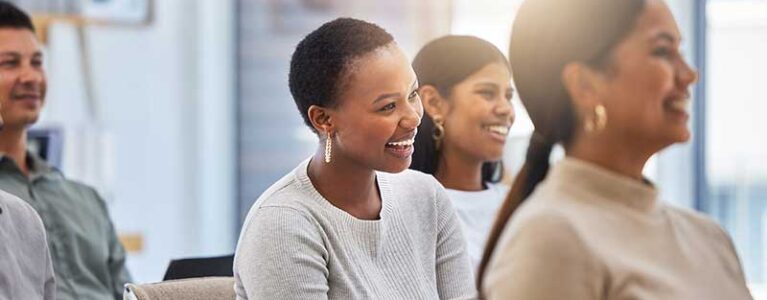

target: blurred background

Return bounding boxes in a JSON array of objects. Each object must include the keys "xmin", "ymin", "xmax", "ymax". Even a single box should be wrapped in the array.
[{"xmin": 7, "ymin": 0, "xmax": 766, "ymax": 297}]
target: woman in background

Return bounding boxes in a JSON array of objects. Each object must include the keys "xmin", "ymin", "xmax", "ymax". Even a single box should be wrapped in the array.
[
  {"xmin": 478, "ymin": 0, "xmax": 752, "ymax": 299},
  {"xmin": 233, "ymin": 18, "xmax": 476, "ymax": 300},
  {"xmin": 410, "ymin": 35, "xmax": 514, "ymax": 272}
]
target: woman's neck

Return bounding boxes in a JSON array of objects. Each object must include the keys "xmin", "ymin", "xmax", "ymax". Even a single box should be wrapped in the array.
[
  {"xmin": 307, "ymin": 147, "xmax": 381, "ymax": 220},
  {"xmin": 567, "ymin": 132, "xmax": 653, "ymax": 181},
  {"xmin": 434, "ymin": 145, "xmax": 485, "ymax": 191}
]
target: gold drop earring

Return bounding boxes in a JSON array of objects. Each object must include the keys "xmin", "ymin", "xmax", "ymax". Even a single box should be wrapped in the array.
[
  {"xmin": 432, "ymin": 116, "xmax": 445, "ymax": 150},
  {"xmin": 324, "ymin": 131, "xmax": 333, "ymax": 163},
  {"xmin": 584, "ymin": 104, "xmax": 608, "ymax": 132}
]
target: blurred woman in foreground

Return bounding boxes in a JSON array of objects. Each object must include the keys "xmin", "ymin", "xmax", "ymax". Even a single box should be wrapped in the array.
[{"xmin": 478, "ymin": 0, "xmax": 752, "ymax": 299}]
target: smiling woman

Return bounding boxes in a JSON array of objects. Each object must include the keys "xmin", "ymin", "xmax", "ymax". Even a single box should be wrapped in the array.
[
  {"xmin": 410, "ymin": 35, "xmax": 514, "ymax": 273},
  {"xmin": 233, "ymin": 17, "xmax": 476, "ymax": 300},
  {"xmin": 478, "ymin": 0, "xmax": 752, "ymax": 299}
]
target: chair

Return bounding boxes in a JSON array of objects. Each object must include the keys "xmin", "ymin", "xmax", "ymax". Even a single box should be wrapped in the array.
[
  {"xmin": 123, "ymin": 277, "xmax": 235, "ymax": 300},
  {"xmin": 163, "ymin": 254, "xmax": 234, "ymax": 280}
]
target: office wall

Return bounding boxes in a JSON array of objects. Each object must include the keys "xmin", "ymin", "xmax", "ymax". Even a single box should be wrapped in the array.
[{"xmin": 38, "ymin": 0, "xmax": 236, "ymax": 282}]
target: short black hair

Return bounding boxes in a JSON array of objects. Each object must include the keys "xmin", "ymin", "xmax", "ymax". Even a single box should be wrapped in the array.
[
  {"xmin": 0, "ymin": 1, "xmax": 36, "ymax": 32},
  {"xmin": 288, "ymin": 17, "xmax": 394, "ymax": 132}
]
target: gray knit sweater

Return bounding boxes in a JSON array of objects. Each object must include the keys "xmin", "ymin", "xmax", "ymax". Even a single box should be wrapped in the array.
[{"xmin": 234, "ymin": 159, "xmax": 477, "ymax": 299}]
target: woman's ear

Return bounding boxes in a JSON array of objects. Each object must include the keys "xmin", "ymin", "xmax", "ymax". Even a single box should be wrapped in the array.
[
  {"xmin": 419, "ymin": 85, "xmax": 449, "ymax": 118},
  {"xmin": 562, "ymin": 62, "xmax": 604, "ymax": 110},
  {"xmin": 307, "ymin": 105, "xmax": 335, "ymax": 134}
]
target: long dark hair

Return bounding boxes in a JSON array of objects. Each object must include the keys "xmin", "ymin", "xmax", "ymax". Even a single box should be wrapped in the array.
[
  {"xmin": 476, "ymin": 0, "xmax": 646, "ymax": 291},
  {"xmin": 410, "ymin": 35, "xmax": 510, "ymax": 184}
]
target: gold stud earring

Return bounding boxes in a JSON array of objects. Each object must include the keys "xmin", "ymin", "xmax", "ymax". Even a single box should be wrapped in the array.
[
  {"xmin": 324, "ymin": 132, "xmax": 333, "ymax": 163},
  {"xmin": 432, "ymin": 116, "xmax": 445, "ymax": 150}
]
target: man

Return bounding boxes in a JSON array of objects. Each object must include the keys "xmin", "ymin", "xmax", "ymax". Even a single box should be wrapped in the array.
[
  {"xmin": 0, "ymin": 2, "xmax": 131, "ymax": 299},
  {"xmin": 0, "ymin": 39, "xmax": 55, "ymax": 299}
]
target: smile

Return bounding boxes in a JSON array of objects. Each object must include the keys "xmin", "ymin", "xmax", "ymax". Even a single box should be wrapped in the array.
[
  {"xmin": 386, "ymin": 138, "xmax": 415, "ymax": 148},
  {"xmin": 385, "ymin": 131, "xmax": 416, "ymax": 159},
  {"xmin": 12, "ymin": 94, "xmax": 41, "ymax": 100},
  {"xmin": 665, "ymin": 98, "xmax": 690, "ymax": 114},
  {"xmin": 484, "ymin": 125, "xmax": 510, "ymax": 136}
]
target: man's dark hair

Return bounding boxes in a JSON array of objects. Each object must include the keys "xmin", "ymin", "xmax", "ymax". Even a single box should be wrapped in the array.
[
  {"xmin": 288, "ymin": 17, "xmax": 394, "ymax": 133},
  {"xmin": 0, "ymin": 1, "xmax": 36, "ymax": 32}
]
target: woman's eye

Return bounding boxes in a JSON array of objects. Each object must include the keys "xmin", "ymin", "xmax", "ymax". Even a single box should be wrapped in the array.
[
  {"xmin": 408, "ymin": 90, "xmax": 419, "ymax": 100},
  {"xmin": 505, "ymin": 92, "xmax": 514, "ymax": 101},
  {"xmin": 652, "ymin": 46, "xmax": 672, "ymax": 58},
  {"xmin": 380, "ymin": 102, "xmax": 396, "ymax": 111},
  {"xmin": 478, "ymin": 90, "xmax": 496, "ymax": 100}
]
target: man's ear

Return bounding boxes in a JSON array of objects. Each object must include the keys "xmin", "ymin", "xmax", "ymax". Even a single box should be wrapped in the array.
[
  {"xmin": 307, "ymin": 105, "xmax": 335, "ymax": 134},
  {"xmin": 419, "ymin": 85, "xmax": 449, "ymax": 118},
  {"xmin": 562, "ymin": 62, "xmax": 604, "ymax": 110}
]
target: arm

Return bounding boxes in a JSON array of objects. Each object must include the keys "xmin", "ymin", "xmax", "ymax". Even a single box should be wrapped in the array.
[
  {"xmin": 107, "ymin": 220, "xmax": 131, "ymax": 300},
  {"xmin": 92, "ymin": 189, "xmax": 132, "ymax": 300},
  {"xmin": 483, "ymin": 213, "xmax": 602, "ymax": 300},
  {"xmin": 26, "ymin": 200, "xmax": 56, "ymax": 300},
  {"xmin": 710, "ymin": 219, "xmax": 751, "ymax": 294},
  {"xmin": 41, "ymin": 233, "xmax": 57, "ymax": 300},
  {"xmin": 234, "ymin": 207, "xmax": 329, "ymax": 299},
  {"xmin": 433, "ymin": 185, "xmax": 478, "ymax": 300}
]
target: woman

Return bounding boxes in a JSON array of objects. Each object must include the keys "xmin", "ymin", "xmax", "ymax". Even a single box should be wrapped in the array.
[
  {"xmin": 478, "ymin": 0, "xmax": 752, "ymax": 299},
  {"xmin": 410, "ymin": 35, "xmax": 514, "ymax": 271},
  {"xmin": 233, "ymin": 18, "xmax": 476, "ymax": 299}
]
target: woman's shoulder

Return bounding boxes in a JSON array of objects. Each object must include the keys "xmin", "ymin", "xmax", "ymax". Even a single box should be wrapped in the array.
[
  {"xmin": 662, "ymin": 204, "xmax": 731, "ymax": 242},
  {"xmin": 496, "ymin": 203, "xmax": 593, "ymax": 263},
  {"xmin": 0, "ymin": 190, "xmax": 47, "ymax": 243},
  {"xmin": 251, "ymin": 172, "xmax": 305, "ymax": 207},
  {"xmin": 0, "ymin": 190, "xmax": 40, "ymax": 223},
  {"xmin": 241, "ymin": 166, "xmax": 325, "ymax": 228}
]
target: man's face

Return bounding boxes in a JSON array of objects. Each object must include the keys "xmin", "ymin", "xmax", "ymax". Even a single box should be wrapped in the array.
[{"xmin": 0, "ymin": 28, "xmax": 46, "ymax": 130}]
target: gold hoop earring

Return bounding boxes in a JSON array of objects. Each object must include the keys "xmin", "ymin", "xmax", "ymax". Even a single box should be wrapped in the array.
[
  {"xmin": 584, "ymin": 104, "xmax": 608, "ymax": 133},
  {"xmin": 324, "ymin": 132, "xmax": 333, "ymax": 163},
  {"xmin": 432, "ymin": 116, "xmax": 445, "ymax": 150}
]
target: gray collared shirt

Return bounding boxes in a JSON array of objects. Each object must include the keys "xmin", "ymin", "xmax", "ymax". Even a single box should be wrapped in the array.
[
  {"xmin": 0, "ymin": 153, "xmax": 131, "ymax": 300},
  {"xmin": 0, "ymin": 189, "xmax": 56, "ymax": 300}
]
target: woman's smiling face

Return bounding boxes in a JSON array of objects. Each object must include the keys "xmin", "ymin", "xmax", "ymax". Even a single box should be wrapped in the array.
[
  {"xmin": 328, "ymin": 43, "xmax": 423, "ymax": 173},
  {"xmin": 439, "ymin": 62, "xmax": 515, "ymax": 163},
  {"xmin": 589, "ymin": 0, "xmax": 698, "ymax": 152}
]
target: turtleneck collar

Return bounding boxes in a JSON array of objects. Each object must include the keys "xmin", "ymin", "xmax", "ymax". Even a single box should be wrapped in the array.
[{"xmin": 547, "ymin": 156, "xmax": 659, "ymax": 213}]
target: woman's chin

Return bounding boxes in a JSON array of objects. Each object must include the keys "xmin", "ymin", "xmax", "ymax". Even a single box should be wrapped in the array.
[{"xmin": 375, "ymin": 159, "xmax": 412, "ymax": 174}]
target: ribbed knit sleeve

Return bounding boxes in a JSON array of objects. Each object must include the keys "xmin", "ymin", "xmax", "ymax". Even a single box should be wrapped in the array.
[
  {"xmin": 234, "ymin": 206, "xmax": 329, "ymax": 300},
  {"xmin": 434, "ymin": 181, "xmax": 479, "ymax": 300}
]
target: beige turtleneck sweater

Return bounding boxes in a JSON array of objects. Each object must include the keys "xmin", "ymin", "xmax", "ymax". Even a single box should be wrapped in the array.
[{"xmin": 483, "ymin": 157, "xmax": 752, "ymax": 300}]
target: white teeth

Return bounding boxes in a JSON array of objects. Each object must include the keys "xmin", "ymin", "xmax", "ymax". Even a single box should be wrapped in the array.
[
  {"xmin": 667, "ymin": 99, "xmax": 690, "ymax": 112},
  {"xmin": 387, "ymin": 138, "xmax": 415, "ymax": 147},
  {"xmin": 485, "ymin": 125, "xmax": 509, "ymax": 135}
]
